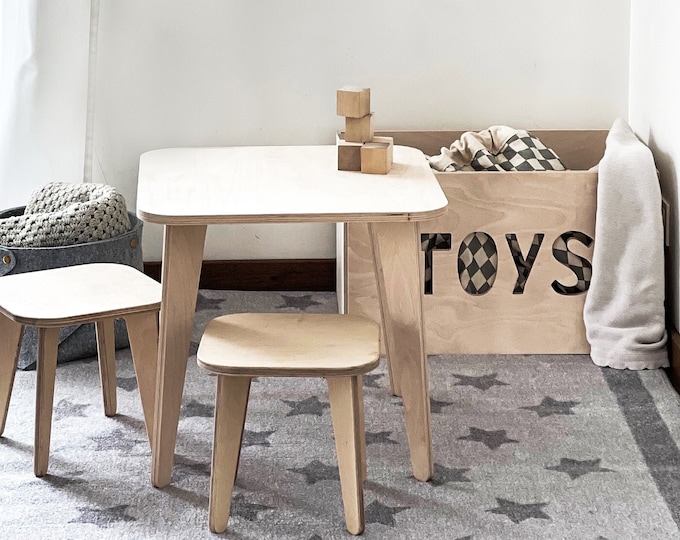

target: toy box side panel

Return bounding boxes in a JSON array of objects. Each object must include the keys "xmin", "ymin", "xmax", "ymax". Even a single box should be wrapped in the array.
[{"xmin": 343, "ymin": 170, "xmax": 597, "ymax": 354}]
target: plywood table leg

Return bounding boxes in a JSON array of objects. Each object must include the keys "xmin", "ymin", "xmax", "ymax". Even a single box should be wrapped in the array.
[
  {"xmin": 368, "ymin": 221, "xmax": 434, "ymax": 482},
  {"xmin": 151, "ymin": 224, "xmax": 206, "ymax": 488},
  {"xmin": 367, "ymin": 227, "xmax": 402, "ymax": 397},
  {"xmin": 0, "ymin": 316, "xmax": 23, "ymax": 436}
]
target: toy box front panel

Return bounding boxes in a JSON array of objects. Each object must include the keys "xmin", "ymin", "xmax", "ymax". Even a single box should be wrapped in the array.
[{"xmin": 342, "ymin": 165, "xmax": 598, "ymax": 355}]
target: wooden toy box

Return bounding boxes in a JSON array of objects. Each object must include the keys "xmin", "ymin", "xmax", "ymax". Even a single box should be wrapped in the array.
[{"xmin": 337, "ymin": 129, "xmax": 608, "ymax": 354}]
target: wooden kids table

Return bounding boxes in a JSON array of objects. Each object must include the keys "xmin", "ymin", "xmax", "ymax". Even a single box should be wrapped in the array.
[{"xmin": 136, "ymin": 144, "xmax": 448, "ymax": 487}]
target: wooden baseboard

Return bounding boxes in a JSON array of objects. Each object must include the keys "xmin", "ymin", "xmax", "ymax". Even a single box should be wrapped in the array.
[{"xmin": 144, "ymin": 259, "xmax": 336, "ymax": 291}]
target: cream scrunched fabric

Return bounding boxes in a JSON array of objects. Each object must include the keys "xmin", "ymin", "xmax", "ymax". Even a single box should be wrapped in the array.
[{"xmin": 0, "ymin": 182, "xmax": 131, "ymax": 248}]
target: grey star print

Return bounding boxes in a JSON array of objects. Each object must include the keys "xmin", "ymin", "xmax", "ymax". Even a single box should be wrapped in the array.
[
  {"xmin": 452, "ymin": 372, "xmax": 509, "ymax": 391},
  {"xmin": 458, "ymin": 427, "xmax": 519, "ymax": 450},
  {"xmin": 89, "ymin": 428, "xmax": 142, "ymax": 452},
  {"xmin": 365, "ymin": 500, "xmax": 409, "ymax": 527},
  {"xmin": 430, "ymin": 397, "xmax": 455, "ymax": 413},
  {"xmin": 53, "ymin": 399, "xmax": 89, "ymax": 421},
  {"xmin": 69, "ymin": 505, "xmax": 136, "ymax": 528},
  {"xmin": 546, "ymin": 458, "xmax": 614, "ymax": 480},
  {"xmin": 363, "ymin": 373, "xmax": 383, "ymax": 388},
  {"xmin": 173, "ymin": 456, "xmax": 211, "ymax": 481},
  {"xmin": 243, "ymin": 429, "xmax": 275, "ymax": 448},
  {"xmin": 283, "ymin": 396, "xmax": 329, "ymax": 416},
  {"xmin": 521, "ymin": 396, "xmax": 579, "ymax": 417},
  {"xmin": 429, "ymin": 463, "xmax": 472, "ymax": 486},
  {"xmin": 365, "ymin": 431, "xmax": 399, "ymax": 445},
  {"xmin": 181, "ymin": 399, "xmax": 214, "ymax": 418},
  {"xmin": 276, "ymin": 294, "xmax": 322, "ymax": 310},
  {"xmin": 232, "ymin": 494, "xmax": 273, "ymax": 521},
  {"xmin": 116, "ymin": 376, "xmax": 138, "ymax": 392},
  {"xmin": 289, "ymin": 460, "xmax": 339, "ymax": 484},
  {"xmin": 486, "ymin": 498, "xmax": 550, "ymax": 524}
]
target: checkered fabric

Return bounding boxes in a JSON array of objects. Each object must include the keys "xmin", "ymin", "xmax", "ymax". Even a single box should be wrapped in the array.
[
  {"xmin": 551, "ymin": 231, "xmax": 593, "ymax": 295},
  {"xmin": 421, "ymin": 233, "xmax": 452, "ymax": 295},
  {"xmin": 506, "ymin": 233, "xmax": 545, "ymax": 294},
  {"xmin": 471, "ymin": 132, "xmax": 566, "ymax": 172},
  {"xmin": 457, "ymin": 232, "xmax": 498, "ymax": 295}
]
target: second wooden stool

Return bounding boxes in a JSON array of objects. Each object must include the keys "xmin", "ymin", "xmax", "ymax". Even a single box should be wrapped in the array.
[
  {"xmin": 0, "ymin": 263, "xmax": 161, "ymax": 476},
  {"xmin": 197, "ymin": 312, "xmax": 380, "ymax": 535}
]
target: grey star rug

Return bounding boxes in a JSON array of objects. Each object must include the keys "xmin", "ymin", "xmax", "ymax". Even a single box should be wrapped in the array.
[{"xmin": 2, "ymin": 290, "xmax": 680, "ymax": 539}]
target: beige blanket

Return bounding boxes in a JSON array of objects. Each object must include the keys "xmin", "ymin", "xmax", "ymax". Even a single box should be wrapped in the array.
[{"xmin": 583, "ymin": 119, "xmax": 668, "ymax": 369}]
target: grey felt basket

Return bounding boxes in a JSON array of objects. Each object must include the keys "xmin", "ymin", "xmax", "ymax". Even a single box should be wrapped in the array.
[{"xmin": 0, "ymin": 207, "xmax": 144, "ymax": 370}]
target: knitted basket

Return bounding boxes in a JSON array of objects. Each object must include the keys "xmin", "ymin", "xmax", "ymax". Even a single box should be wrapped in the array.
[{"xmin": 0, "ymin": 206, "xmax": 144, "ymax": 370}]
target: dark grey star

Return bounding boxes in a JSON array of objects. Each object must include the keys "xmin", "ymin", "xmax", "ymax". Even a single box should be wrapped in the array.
[
  {"xmin": 455, "ymin": 537, "xmax": 473, "ymax": 540},
  {"xmin": 173, "ymin": 456, "xmax": 211, "ymax": 481},
  {"xmin": 452, "ymin": 372, "xmax": 509, "ymax": 391},
  {"xmin": 195, "ymin": 292, "xmax": 224, "ymax": 311},
  {"xmin": 365, "ymin": 431, "xmax": 399, "ymax": 445},
  {"xmin": 546, "ymin": 458, "xmax": 614, "ymax": 480},
  {"xmin": 117, "ymin": 376, "xmax": 138, "ymax": 392},
  {"xmin": 69, "ymin": 505, "xmax": 136, "ymax": 528},
  {"xmin": 308, "ymin": 536, "xmax": 323, "ymax": 540},
  {"xmin": 458, "ymin": 427, "xmax": 519, "ymax": 450},
  {"xmin": 243, "ymin": 429, "xmax": 275, "ymax": 448},
  {"xmin": 181, "ymin": 399, "xmax": 214, "ymax": 418},
  {"xmin": 289, "ymin": 460, "xmax": 339, "ymax": 485},
  {"xmin": 430, "ymin": 397, "xmax": 454, "ymax": 414},
  {"xmin": 365, "ymin": 500, "xmax": 409, "ymax": 527},
  {"xmin": 428, "ymin": 463, "xmax": 472, "ymax": 486},
  {"xmin": 53, "ymin": 399, "xmax": 89, "ymax": 421},
  {"xmin": 89, "ymin": 428, "xmax": 142, "ymax": 452},
  {"xmin": 283, "ymin": 396, "xmax": 329, "ymax": 417},
  {"xmin": 232, "ymin": 494, "xmax": 273, "ymax": 521},
  {"xmin": 276, "ymin": 294, "xmax": 322, "ymax": 310},
  {"xmin": 521, "ymin": 396, "xmax": 579, "ymax": 417},
  {"xmin": 486, "ymin": 498, "xmax": 550, "ymax": 524},
  {"xmin": 363, "ymin": 373, "xmax": 384, "ymax": 389}
]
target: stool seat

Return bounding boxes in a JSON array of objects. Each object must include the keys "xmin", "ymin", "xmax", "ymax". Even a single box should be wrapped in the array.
[
  {"xmin": 0, "ymin": 263, "xmax": 161, "ymax": 477},
  {"xmin": 0, "ymin": 263, "xmax": 161, "ymax": 326},
  {"xmin": 197, "ymin": 312, "xmax": 380, "ymax": 536},
  {"xmin": 197, "ymin": 313, "xmax": 380, "ymax": 377}
]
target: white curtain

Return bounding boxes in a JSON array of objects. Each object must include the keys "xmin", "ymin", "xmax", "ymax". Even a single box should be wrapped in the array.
[{"xmin": 0, "ymin": 0, "xmax": 93, "ymax": 209}]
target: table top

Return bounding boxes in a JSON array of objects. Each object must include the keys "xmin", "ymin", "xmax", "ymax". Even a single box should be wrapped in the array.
[{"xmin": 136, "ymin": 145, "xmax": 448, "ymax": 225}]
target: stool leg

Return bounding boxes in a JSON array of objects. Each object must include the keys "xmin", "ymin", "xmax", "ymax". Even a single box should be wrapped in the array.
[
  {"xmin": 35, "ymin": 327, "xmax": 60, "ymax": 477},
  {"xmin": 357, "ymin": 376, "xmax": 367, "ymax": 483},
  {"xmin": 124, "ymin": 311, "xmax": 159, "ymax": 447},
  {"xmin": 209, "ymin": 375, "xmax": 251, "ymax": 534},
  {"xmin": 0, "ymin": 315, "xmax": 24, "ymax": 436},
  {"xmin": 95, "ymin": 318, "xmax": 117, "ymax": 417},
  {"xmin": 327, "ymin": 375, "xmax": 365, "ymax": 535}
]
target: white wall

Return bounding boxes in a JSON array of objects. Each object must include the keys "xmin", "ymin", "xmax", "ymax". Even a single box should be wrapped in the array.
[
  {"xmin": 92, "ymin": 0, "xmax": 630, "ymax": 261},
  {"xmin": 629, "ymin": 0, "xmax": 680, "ymax": 329}
]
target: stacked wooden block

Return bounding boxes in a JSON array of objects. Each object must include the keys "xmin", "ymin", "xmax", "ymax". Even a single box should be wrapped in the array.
[{"xmin": 336, "ymin": 86, "xmax": 393, "ymax": 174}]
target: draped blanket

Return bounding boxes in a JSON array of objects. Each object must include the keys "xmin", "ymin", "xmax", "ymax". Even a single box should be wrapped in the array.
[{"xmin": 583, "ymin": 119, "xmax": 668, "ymax": 369}]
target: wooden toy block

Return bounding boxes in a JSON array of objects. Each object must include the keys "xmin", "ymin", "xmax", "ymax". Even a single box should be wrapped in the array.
[
  {"xmin": 336, "ymin": 86, "xmax": 370, "ymax": 118},
  {"xmin": 361, "ymin": 137, "xmax": 393, "ymax": 175},
  {"xmin": 345, "ymin": 113, "xmax": 374, "ymax": 143},
  {"xmin": 336, "ymin": 132, "xmax": 362, "ymax": 171}
]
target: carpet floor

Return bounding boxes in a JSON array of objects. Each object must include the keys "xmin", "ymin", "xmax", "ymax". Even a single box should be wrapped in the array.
[{"xmin": 2, "ymin": 290, "xmax": 680, "ymax": 539}]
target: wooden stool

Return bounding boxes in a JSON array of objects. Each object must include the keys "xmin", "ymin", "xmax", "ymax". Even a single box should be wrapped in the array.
[
  {"xmin": 0, "ymin": 263, "xmax": 161, "ymax": 477},
  {"xmin": 197, "ymin": 313, "xmax": 380, "ymax": 535}
]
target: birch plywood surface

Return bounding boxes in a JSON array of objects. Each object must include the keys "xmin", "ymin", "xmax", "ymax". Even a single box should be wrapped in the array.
[
  {"xmin": 137, "ymin": 145, "xmax": 447, "ymax": 225},
  {"xmin": 343, "ymin": 170, "xmax": 597, "ymax": 355}
]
